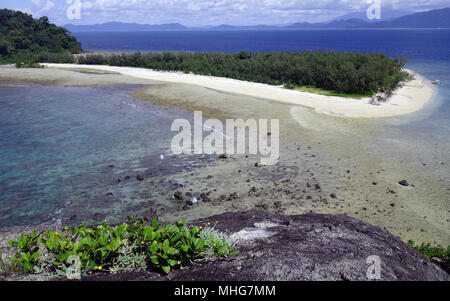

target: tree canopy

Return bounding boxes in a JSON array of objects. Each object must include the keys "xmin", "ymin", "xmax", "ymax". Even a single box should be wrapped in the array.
[
  {"xmin": 0, "ymin": 9, "xmax": 82, "ymax": 60},
  {"xmin": 78, "ymin": 51, "xmax": 409, "ymax": 94}
]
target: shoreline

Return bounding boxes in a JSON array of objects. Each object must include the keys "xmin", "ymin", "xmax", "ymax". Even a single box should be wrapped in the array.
[{"xmin": 42, "ymin": 63, "xmax": 436, "ymax": 118}]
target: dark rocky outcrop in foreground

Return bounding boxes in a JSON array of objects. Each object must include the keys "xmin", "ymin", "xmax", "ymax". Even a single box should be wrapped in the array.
[{"xmin": 84, "ymin": 210, "xmax": 449, "ymax": 281}]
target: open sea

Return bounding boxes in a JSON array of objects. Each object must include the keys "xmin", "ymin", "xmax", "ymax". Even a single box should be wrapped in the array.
[{"xmin": 0, "ymin": 29, "xmax": 449, "ymax": 226}]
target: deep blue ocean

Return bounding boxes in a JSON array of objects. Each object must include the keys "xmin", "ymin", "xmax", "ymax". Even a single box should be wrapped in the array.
[
  {"xmin": 1, "ymin": 29, "xmax": 449, "ymax": 226},
  {"xmin": 73, "ymin": 29, "xmax": 450, "ymax": 61}
]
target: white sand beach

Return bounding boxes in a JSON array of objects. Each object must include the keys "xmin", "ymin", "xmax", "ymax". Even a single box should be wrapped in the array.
[{"xmin": 42, "ymin": 64, "xmax": 435, "ymax": 118}]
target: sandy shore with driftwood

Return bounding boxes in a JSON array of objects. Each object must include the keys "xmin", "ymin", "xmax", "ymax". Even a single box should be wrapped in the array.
[{"xmin": 42, "ymin": 64, "xmax": 435, "ymax": 118}]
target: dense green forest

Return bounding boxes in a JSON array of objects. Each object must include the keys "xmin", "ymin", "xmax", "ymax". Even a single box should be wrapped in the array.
[
  {"xmin": 77, "ymin": 51, "xmax": 409, "ymax": 95},
  {"xmin": 0, "ymin": 9, "xmax": 81, "ymax": 63}
]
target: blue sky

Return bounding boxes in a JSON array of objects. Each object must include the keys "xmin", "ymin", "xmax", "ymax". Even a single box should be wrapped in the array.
[{"xmin": 2, "ymin": 0, "xmax": 450, "ymax": 26}]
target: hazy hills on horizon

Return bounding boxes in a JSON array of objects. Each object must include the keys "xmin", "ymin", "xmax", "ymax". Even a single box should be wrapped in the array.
[
  {"xmin": 331, "ymin": 8, "xmax": 413, "ymax": 23},
  {"xmin": 65, "ymin": 7, "xmax": 450, "ymax": 32}
]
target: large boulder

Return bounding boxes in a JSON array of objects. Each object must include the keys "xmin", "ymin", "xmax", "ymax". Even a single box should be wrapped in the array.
[{"xmin": 85, "ymin": 210, "xmax": 449, "ymax": 281}]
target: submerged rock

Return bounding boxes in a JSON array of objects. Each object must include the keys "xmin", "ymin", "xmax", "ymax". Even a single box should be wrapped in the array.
[
  {"xmin": 201, "ymin": 195, "xmax": 212, "ymax": 203},
  {"xmin": 92, "ymin": 213, "xmax": 104, "ymax": 221},
  {"xmin": 173, "ymin": 191, "xmax": 183, "ymax": 200},
  {"xmin": 399, "ymin": 180, "xmax": 410, "ymax": 187},
  {"xmin": 142, "ymin": 207, "xmax": 157, "ymax": 221},
  {"xmin": 227, "ymin": 192, "xmax": 239, "ymax": 201}
]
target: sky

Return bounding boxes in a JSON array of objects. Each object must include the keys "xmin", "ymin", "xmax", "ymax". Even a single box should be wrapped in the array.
[{"xmin": 2, "ymin": 0, "xmax": 450, "ymax": 26}]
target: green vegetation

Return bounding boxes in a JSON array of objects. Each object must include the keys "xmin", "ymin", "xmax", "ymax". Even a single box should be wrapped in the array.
[
  {"xmin": 15, "ymin": 59, "xmax": 43, "ymax": 69},
  {"xmin": 408, "ymin": 240, "xmax": 450, "ymax": 261},
  {"xmin": 291, "ymin": 85, "xmax": 373, "ymax": 99},
  {"xmin": 6, "ymin": 218, "xmax": 238, "ymax": 277},
  {"xmin": 0, "ymin": 9, "xmax": 81, "ymax": 65},
  {"xmin": 76, "ymin": 51, "xmax": 409, "ymax": 95}
]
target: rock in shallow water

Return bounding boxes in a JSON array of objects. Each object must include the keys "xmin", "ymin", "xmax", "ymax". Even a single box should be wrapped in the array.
[
  {"xmin": 173, "ymin": 191, "xmax": 183, "ymax": 200},
  {"xmin": 399, "ymin": 180, "xmax": 410, "ymax": 187},
  {"xmin": 92, "ymin": 213, "xmax": 104, "ymax": 221}
]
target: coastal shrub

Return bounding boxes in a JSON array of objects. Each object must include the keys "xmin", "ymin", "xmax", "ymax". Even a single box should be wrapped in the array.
[
  {"xmin": 109, "ymin": 243, "xmax": 147, "ymax": 274},
  {"xmin": 7, "ymin": 218, "xmax": 238, "ymax": 277},
  {"xmin": 77, "ymin": 51, "xmax": 409, "ymax": 95},
  {"xmin": 15, "ymin": 59, "xmax": 43, "ymax": 68},
  {"xmin": 284, "ymin": 82, "xmax": 295, "ymax": 90},
  {"xmin": 198, "ymin": 226, "xmax": 233, "ymax": 258},
  {"xmin": 35, "ymin": 51, "xmax": 76, "ymax": 64},
  {"xmin": 408, "ymin": 240, "xmax": 450, "ymax": 261},
  {"xmin": 78, "ymin": 54, "xmax": 109, "ymax": 65}
]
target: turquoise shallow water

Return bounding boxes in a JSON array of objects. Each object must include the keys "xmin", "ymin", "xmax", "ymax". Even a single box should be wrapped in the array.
[
  {"xmin": 365, "ymin": 60, "xmax": 450, "ymax": 181},
  {"xmin": 0, "ymin": 84, "xmax": 212, "ymax": 226}
]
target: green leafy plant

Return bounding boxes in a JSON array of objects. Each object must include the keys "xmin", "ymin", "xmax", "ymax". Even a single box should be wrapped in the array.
[
  {"xmin": 7, "ymin": 218, "xmax": 239, "ymax": 277},
  {"xmin": 199, "ymin": 226, "xmax": 236, "ymax": 258},
  {"xmin": 8, "ymin": 230, "xmax": 41, "ymax": 272},
  {"xmin": 110, "ymin": 243, "xmax": 147, "ymax": 274},
  {"xmin": 408, "ymin": 240, "xmax": 450, "ymax": 260}
]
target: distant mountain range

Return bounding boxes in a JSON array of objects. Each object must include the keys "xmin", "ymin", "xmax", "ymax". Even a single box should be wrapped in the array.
[
  {"xmin": 65, "ymin": 7, "xmax": 450, "ymax": 32},
  {"xmin": 332, "ymin": 8, "xmax": 412, "ymax": 23},
  {"xmin": 65, "ymin": 22, "xmax": 187, "ymax": 32},
  {"xmin": 363, "ymin": 7, "xmax": 450, "ymax": 28}
]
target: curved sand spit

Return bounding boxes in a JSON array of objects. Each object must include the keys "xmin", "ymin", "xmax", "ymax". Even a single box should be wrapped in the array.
[{"xmin": 43, "ymin": 64, "xmax": 435, "ymax": 118}]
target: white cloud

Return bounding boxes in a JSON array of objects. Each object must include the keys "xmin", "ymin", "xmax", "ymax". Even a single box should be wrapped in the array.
[
  {"xmin": 30, "ymin": 0, "xmax": 55, "ymax": 14},
  {"xmin": 18, "ymin": 0, "xmax": 450, "ymax": 25}
]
